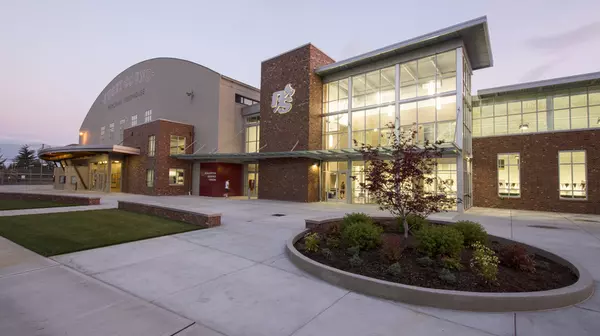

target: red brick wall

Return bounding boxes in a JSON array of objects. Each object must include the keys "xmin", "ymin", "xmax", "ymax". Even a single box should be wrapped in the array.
[
  {"xmin": 122, "ymin": 120, "xmax": 194, "ymax": 196},
  {"xmin": 259, "ymin": 44, "xmax": 334, "ymax": 202},
  {"xmin": 199, "ymin": 163, "xmax": 243, "ymax": 197},
  {"xmin": 473, "ymin": 130, "xmax": 600, "ymax": 214}
]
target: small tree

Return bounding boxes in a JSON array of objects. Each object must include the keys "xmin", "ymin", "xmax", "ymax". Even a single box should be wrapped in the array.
[
  {"xmin": 354, "ymin": 125, "xmax": 458, "ymax": 238},
  {"xmin": 13, "ymin": 144, "xmax": 36, "ymax": 169}
]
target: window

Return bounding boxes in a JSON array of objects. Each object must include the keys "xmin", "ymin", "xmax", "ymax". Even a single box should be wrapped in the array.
[
  {"xmin": 498, "ymin": 153, "xmax": 520, "ymax": 197},
  {"xmin": 109, "ymin": 123, "xmax": 114, "ymax": 140},
  {"xmin": 169, "ymin": 135, "xmax": 186, "ymax": 155},
  {"xmin": 559, "ymin": 151, "xmax": 587, "ymax": 199},
  {"xmin": 100, "ymin": 126, "xmax": 105, "ymax": 142},
  {"xmin": 473, "ymin": 85, "xmax": 600, "ymax": 137},
  {"xmin": 323, "ymin": 79, "xmax": 349, "ymax": 114},
  {"xmin": 235, "ymin": 94, "xmax": 259, "ymax": 106},
  {"xmin": 131, "ymin": 115, "xmax": 138, "ymax": 126},
  {"xmin": 119, "ymin": 119, "xmax": 125, "ymax": 141},
  {"xmin": 169, "ymin": 168, "xmax": 185, "ymax": 185},
  {"xmin": 245, "ymin": 125, "xmax": 260, "ymax": 153},
  {"xmin": 146, "ymin": 169, "xmax": 154, "ymax": 187},
  {"xmin": 144, "ymin": 109, "xmax": 152, "ymax": 123},
  {"xmin": 148, "ymin": 135, "xmax": 155, "ymax": 157}
]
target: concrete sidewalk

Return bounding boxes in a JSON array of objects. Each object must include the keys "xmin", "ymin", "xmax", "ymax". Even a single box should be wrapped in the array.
[{"xmin": 0, "ymin": 236, "xmax": 210, "ymax": 336}]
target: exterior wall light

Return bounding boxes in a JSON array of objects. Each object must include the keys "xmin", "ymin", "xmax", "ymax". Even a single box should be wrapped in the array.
[
  {"xmin": 79, "ymin": 131, "xmax": 84, "ymax": 136},
  {"xmin": 519, "ymin": 123, "xmax": 529, "ymax": 130}
]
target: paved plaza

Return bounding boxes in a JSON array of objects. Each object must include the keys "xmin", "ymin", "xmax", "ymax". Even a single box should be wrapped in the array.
[{"xmin": 0, "ymin": 185, "xmax": 599, "ymax": 335}]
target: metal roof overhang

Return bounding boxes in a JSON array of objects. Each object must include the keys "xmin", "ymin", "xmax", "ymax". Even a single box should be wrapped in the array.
[
  {"xmin": 39, "ymin": 144, "xmax": 140, "ymax": 161},
  {"xmin": 173, "ymin": 144, "xmax": 459, "ymax": 163},
  {"xmin": 315, "ymin": 16, "xmax": 492, "ymax": 77},
  {"xmin": 478, "ymin": 71, "xmax": 600, "ymax": 97}
]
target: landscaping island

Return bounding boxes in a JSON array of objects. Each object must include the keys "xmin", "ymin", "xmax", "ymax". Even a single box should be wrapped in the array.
[{"xmin": 288, "ymin": 213, "xmax": 594, "ymax": 311}]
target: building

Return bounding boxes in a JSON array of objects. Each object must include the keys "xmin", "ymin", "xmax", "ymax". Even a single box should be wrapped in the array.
[{"xmin": 40, "ymin": 16, "xmax": 599, "ymax": 214}]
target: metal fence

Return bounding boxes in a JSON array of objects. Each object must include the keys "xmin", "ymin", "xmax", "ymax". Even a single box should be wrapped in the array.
[{"xmin": 0, "ymin": 169, "xmax": 54, "ymax": 185}]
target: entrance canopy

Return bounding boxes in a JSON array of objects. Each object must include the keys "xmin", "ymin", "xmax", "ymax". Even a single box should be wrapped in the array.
[
  {"xmin": 39, "ymin": 144, "xmax": 140, "ymax": 162},
  {"xmin": 173, "ymin": 144, "xmax": 459, "ymax": 163}
]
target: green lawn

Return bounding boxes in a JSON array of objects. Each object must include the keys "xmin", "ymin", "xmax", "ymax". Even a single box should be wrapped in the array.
[
  {"xmin": 0, "ymin": 199, "xmax": 79, "ymax": 211},
  {"xmin": 0, "ymin": 209, "xmax": 201, "ymax": 256}
]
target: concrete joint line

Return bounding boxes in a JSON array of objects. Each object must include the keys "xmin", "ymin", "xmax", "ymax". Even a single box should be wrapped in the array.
[{"xmin": 288, "ymin": 291, "xmax": 350, "ymax": 336}]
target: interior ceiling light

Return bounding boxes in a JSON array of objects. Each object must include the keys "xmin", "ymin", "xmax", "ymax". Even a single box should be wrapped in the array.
[
  {"xmin": 597, "ymin": 117, "xmax": 600, "ymax": 125},
  {"xmin": 519, "ymin": 123, "xmax": 529, "ymax": 130}
]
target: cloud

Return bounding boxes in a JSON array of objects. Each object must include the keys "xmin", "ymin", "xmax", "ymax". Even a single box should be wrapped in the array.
[
  {"xmin": 526, "ymin": 21, "xmax": 600, "ymax": 51},
  {"xmin": 519, "ymin": 55, "xmax": 569, "ymax": 82}
]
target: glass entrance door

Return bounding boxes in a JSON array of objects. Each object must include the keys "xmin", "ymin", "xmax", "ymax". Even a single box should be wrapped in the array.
[{"xmin": 325, "ymin": 170, "xmax": 348, "ymax": 202}]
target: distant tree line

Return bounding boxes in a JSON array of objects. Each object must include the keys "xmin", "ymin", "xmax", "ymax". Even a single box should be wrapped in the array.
[{"xmin": 0, "ymin": 144, "xmax": 55, "ymax": 170}]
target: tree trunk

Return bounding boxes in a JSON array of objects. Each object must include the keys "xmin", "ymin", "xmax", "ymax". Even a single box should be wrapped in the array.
[{"xmin": 403, "ymin": 217, "xmax": 409, "ymax": 238}]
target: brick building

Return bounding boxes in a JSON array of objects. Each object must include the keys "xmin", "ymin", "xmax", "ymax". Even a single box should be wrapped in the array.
[{"xmin": 40, "ymin": 16, "xmax": 599, "ymax": 214}]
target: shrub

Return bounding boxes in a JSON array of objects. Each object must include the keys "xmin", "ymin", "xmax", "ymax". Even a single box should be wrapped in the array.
[
  {"xmin": 470, "ymin": 242, "xmax": 499, "ymax": 282},
  {"xmin": 325, "ymin": 222, "xmax": 342, "ymax": 237},
  {"xmin": 341, "ymin": 221, "xmax": 383, "ymax": 250},
  {"xmin": 380, "ymin": 235, "xmax": 404, "ymax": 262},
  {"xmin": 342, "ymin": 212, "xmax": 373, "ymax": 229},
  {"xmin": 321, "ymin": 248, "xmax": 333, "ymax": 260},
  {"xmin": 387, "ymin": 262, "xmax": 402, "ymax": 276},
  {"xmin": 438, "ymin": 268, "xmax": 456, "ymax": 284},
  {"xmin": 453, "ymin": 221, "xmax": 487, "ymax": 246},
  {"xmin": 304, "ymin": 232, "xmax": 320, "ymax": 252},
  {"xmin": 398, "ymin": 214, "xmax": 429, "ymax": 233},
  {"xmin": 346, "ymin": 245, "xmax": 361, "ymax": 256},
  {"xmin": 441, "ymin": 256, "xmax": 463, "ymax": 271},
  {"xmin": 349, "ymin": 254, "xmax": 363, "ymax": 267},
  {"xmin": 326, "ymin": 237, "xmax": 340, "ymax": 249},
  {"xmin": 499, "ymin": 244, "xmax": 536, "ymax": 272},
  {"xmin": 416, "ymin": 256, "xmax": 434, "ymax": 267},
  {"xmin": 415, "ymin": 225, "xmax": 464, "ymax": 258}
]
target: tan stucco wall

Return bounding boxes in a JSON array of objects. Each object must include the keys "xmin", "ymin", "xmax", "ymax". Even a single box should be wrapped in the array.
[{"xmin": 217, "ymin": 77, "xmax": 260, "ymax": 153}]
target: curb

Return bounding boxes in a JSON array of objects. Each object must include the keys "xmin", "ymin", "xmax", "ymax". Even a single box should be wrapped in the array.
[{"xmin": 286, "ymin": 229, "xmax": 595, "ymax": 312}]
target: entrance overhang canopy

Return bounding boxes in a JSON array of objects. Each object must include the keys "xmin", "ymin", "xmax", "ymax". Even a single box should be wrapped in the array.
[
  {"xmin": 173, "ymin": 144, "xmax": 459, "ymax": 163},
  {"xmin": 39, "ymin": 144, "xmax": 140, "ymax": 162}
]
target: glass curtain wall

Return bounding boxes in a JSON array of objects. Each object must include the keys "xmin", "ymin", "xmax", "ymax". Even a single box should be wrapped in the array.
[
  {"xmin": 321, "ymin": 48, "xmax": 464, "ymax": 206},
  {"xmin": 245, "ymin": 115, "xmax": 260, "ymax": 153},
  {"xmin": 473, "ymin": 86, "xmax": 600, "ymax": 137}
]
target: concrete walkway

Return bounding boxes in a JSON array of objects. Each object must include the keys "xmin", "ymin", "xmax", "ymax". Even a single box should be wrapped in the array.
[{"xmin": 1, "ymin": 185, "xmax": 600, "ymax": 335}]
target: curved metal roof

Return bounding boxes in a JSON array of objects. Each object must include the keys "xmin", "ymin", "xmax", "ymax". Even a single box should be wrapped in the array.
[{"xmin": 315, "ymin": 16, "xmax": 493, "ymax": 76}]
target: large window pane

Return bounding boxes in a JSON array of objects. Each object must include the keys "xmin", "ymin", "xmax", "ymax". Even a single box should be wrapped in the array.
[
  {"xmin": 589, "ymin": 86, "xmax": 600, "ymax": 105},
  {"xmin": 380, "ymin": 67, "xmax": 395, "ymax": 103},
  {"xmin": 559, "ymin": 150, "xmax": 587, "ymax": 199},
  {"xmin": 365, "ymin": 70, "xmax": 380, "ymax": 106},
  {"xmin": 481, "ymin": 118, "xmax": 494, "ymax": 136},
  {"xmin": 352, "ymin": 74, "xmax": 366, "ymax": 108},
  {"xmin": 498, "ymin": 153, "xmax": 520, "ymax": 197},
  {"xmin": 494, "ymin": 101, "xmax": 507, "ymax": 116},
  {"xmin": 570, "ymin": 90, "xmax": 587, "ymax": 108},
  {"xmin": 380, "ymin": 105, "xmax": 395, "ymax": 128},
  {"xmin": 418, "ymin": 99, "xmax": 435, "ymax": 123},
  {"xmin": 538, "ymin": 112, "xmax": 548, "ymax": 131},
  {"xmin": 522, "ymin": 113, "xmax": 537, "ymax": 133},
  {"xmin": 400, "ymin": 102, "xmax": 417, "ymax": 126},
  {"xmin": 481, "ymin": 99, "xmax": 494, "ymax": 118},
  {"xmin": 508, "ymin": 101, "xmax": 521, "ymax": 115},
  {"xmin": 571, "ymin": 107, "xmax": 588, "ymax": 129},
  {"xmin": 352, "ymin": 110, "xmax": 365, "ymax": 131},
  {"xmin": 437, "ymin": 96, "xmax": 456, "ymax": 121},
  {"xmin": 436, "ymin": 50, "xmax": 456, "ymax": 93},
  {"xmin": 417, "ymin": 56, "xmax": 436, "ymax": 97},
  {"xmin": 508, "ymin": 115, "xmax": 521, "ymax": 134},
  {"xmin": 365, "ymin": 108, "xmax": 379, "ymax": 129},
  {"xmin": 554, "ymin": 109, "xmax": 570, "ymax": 130},
  {"xmin": 437, "ymin": 121, "xmax": 455, "ymax": 143},
  {"xmin": 400, "ymin": 61, "xmax": 417, "ymax": 99},
  {"xmin": 418, "ymin": 123, "xmax": 435, "ymax": 143},
  {"xmin": 554, "ymin": 94, "xmax": 569, "ymax": 110},
  {"xmin": 495, "ymin": 116, "xmax": 508, "ymax": 135}
]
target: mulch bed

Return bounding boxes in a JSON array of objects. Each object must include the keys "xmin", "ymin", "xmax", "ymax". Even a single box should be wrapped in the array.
[{"xmin": 296, "ymin": 230, "xmax": 578, "ymax": 293}]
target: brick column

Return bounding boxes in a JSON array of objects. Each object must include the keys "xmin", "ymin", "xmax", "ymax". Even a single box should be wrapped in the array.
[{"xmin": 259, "ymin": 44, "xmax": 334, "ymax": 202}]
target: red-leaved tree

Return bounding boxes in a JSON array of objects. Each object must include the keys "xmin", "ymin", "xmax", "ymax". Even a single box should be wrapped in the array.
[{"xmin": 354, "ymin": 125, "xmax": 458, "ymax": 238}]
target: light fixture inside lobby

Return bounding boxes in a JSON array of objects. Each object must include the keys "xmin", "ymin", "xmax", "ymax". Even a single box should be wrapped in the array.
[
  {"xmin": 519, "ymin": 123, "xmax": 529, "ymax": 130},
  {"xmin": 597, "ymin": 117, "xmax": 600, "ymax": 125}
]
